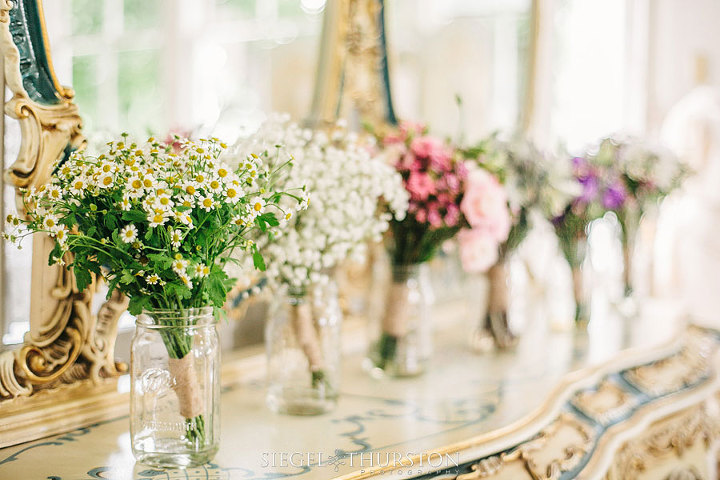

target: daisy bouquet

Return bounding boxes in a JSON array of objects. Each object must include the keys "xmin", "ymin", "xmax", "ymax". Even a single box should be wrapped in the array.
[
  {"xmin": 6, "ymin": 135, "xmax": 296, "ymax": 443},
  {"xmin": 231, "ymin": 114, "xmax": 407, "ymax": 389},
  {"xmin": 373, "ymin": 122, "xmax": 512, "ymax": 367}
]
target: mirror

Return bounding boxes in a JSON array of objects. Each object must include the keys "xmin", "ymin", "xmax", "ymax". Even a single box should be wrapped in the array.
[
  {"xmin": 387, "ymin": 0, "xmax": 532, "ymax": 140},
  {"xmin": 1, "ymin": 0, "xmax": 327, "ymax": 355}
]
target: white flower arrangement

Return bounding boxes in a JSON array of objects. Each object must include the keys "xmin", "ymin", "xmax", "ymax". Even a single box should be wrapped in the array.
[{"xmin": 227, "ymin": 114, "xmax": 408, "ymax": 290}]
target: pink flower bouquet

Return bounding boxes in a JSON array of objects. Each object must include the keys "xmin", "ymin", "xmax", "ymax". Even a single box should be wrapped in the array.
[
  {"xmin": 369, "ymin": 122, "xmax": 511, "ymax": 373},
  {"xmin": 383, "ymin": 123, "xmax": 511, "ymax": 270}
]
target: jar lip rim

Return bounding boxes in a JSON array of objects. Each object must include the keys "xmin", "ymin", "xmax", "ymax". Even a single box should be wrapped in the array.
[{"xmin": 137, "ymin": 307, "xmax": 217, "ymax": 326}]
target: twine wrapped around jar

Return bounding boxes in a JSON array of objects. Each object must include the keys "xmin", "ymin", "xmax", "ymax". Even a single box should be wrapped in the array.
[
  {"xmin": 291, "ymin": 302, "xmax": 324, "ymax": 372},
  {"xmin": 168, "ymin": 355, "xmax": 204, "ymax": 419},
  {"xmin": 381, "ymin": 282, "xmax": 411, "ymax": 338}
]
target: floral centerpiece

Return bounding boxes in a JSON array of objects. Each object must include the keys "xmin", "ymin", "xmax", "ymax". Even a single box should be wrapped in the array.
[
  {"xmin": 6, "ymin": 135, "xmax": 297, "ymax": 465},
  {"xmin": 371, "ymin": 122, "xmax": 511, "ymax": 374},
  {"xmin": 230, "ymin": 114, "xmax": 408, "ymax": 412},
  {"xmin": 550, "ymin": 152, "xmax": 628, "ymax": 322},
  {"xmin": 459, "ymin": 135, "xmax": 576, "ymax": 345},
  {"xmin": 590, "ymin": 137, "xmax": 686, "ymax": 295}
]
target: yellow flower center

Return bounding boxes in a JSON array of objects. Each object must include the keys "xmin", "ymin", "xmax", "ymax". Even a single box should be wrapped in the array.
[
  {"xmin": 185, "ymin": 185, "xmax": 196, "ymax": 195},
  {"xmin": 253, "ymin": 202, "xmax": 262, "ymax": 212},
  {"xmin": 196, "ymin": 175, "xmax": 205, "ymax": 183},
  {"xmin": 132, "ymin": 179, "xmax": 142, "ymax": 189},
  {"xmin": 124, "ymin": 231, "xmax": 133, "ymax": 238},
  {"xmin": 143, "ymin": 179, "xmax": 153, "ymax": 188},
  {"xmin": 152, "ymin": 214, "xmax": 164, "ymax": 224},
  {"xmin": 159, "ymin": 197, "xmax": 170, "ymax": 205},
  {"xmin": 102, "ymin": 165, "xmax": 112, "ymax": 173},
  {"xmin": 45, "ymin": 219, "xmax": 55, "ymax": 227},
  {"xmin": 203, "ymin": 198, "xmax": 213, "ymax": 208},
  {"xmin": 227, "ymin": 188, "xmax": 237, "ymax": 198},
  {"xmin": 210, "ymin": 180, "xmax": 220, "ymax": 190},
  {"xmin": 102, "ymin": 176, "xmax": 112, "ymax": 186},
  {"xmin": 218, "ymin": 168, "xmax": 228, "ymax": 178}
]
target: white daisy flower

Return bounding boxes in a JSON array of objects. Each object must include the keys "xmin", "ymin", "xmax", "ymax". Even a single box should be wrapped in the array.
[
  {"xmin": 127, "ymin": 176, "xmax": 144, "ymax": 198},
  {"xmin": 147, "ymin": 211, "xmax": 169, "ymax": 228},
  {"xmin": 46, "ymin": 185, "xmax": 62, "ymax": 201},
  {"xmin": 42, "ymin": 214, "xmax": 60, "ymax": 231},
  {"xmin": 179, "ymin": 273, "xmax": 193, "ymax": 289},
  {"xmin": 199, "ymin": 196, "xmax": 215, "ymax": 212},
  {"xmin": 207, "ymin": 178, "xmax": 223, "ymax": 193},
  {"xmin": 225, "ymin": 185, "xmax": 242, "ymax": 204},
  {"xmin": 69, "ymin": 177, "xmax": 86, "ymax": 195},
  {"xmin": 169, "ymin": 229, "xmax": 182, "ymax": 249},
  {"xmin": 97, "ymin": 172, "xmax": 115, "ymax": 189},
  {"xmin": 174, "ymin": 211, "xmax": 193, "ymax": 227},
  {"xmin": 142, "ymin": 175, "xmax": 157, "ymax": 190},
  {"xmin": 119, "ymin": 195, "xmax": 132, "ymax": 211},
  {"xmin": 250, "ymin": 197, "xmax": 265, "ymax": 214},
  {"xmin": 120, "ymin": 224, "xmax": 138, "ymax": 243},
  {"xmin": 154, "ymin": 194, "xmax": 174, "ymax": 211},
  {"xmin": 193, "ymin": 263, "xmax": 210, "ymax": 278},
  {"xmin": 172, "ymin": 258, "xmax": 189, "ymax": 275},
  {"xmin": 145, "ymin": 273, "xmax": 160, "ymax": 285},
  {"xmin": 54, "ymin": 225, "xmax": 68, "ymax": 244}
]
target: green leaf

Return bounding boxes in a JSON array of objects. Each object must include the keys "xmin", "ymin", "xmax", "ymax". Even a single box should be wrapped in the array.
[
  {"xmin": 147, "ymin": 254, "xmax": 173, "ymax": 269},
  {"xmin": 74, "ymin": 267, "xmax": 92, "ymax": 292},
  {"xmin": 252, "ymin": 248, "xmax": 266, "ymax": 271},
  {"xmin": 47, "ymin": 242, "xmax": 62, "ymax": 266},
  {"xmin": 121, "ymin": 210, "xmax": 146, "ymax": 223},
  {"xmin": 120, "ymin": 270, "xmax": 134, "ymax": 284}
]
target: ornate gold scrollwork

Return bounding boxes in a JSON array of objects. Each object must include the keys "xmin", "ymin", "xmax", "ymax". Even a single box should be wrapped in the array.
[
  {"xmin": 0, "ymin": 0, "xmax": 126, "ymax": 411},
  {"xmin": 457, "ymin": 413, "xmax": 595, "ymax": 480},
  {"xmin": 309, "ymin": 0, "xmax": 396, "ymax": 130},
  {"xmin": 607, "ymin": 406, "xmax": 720, "ymax": 480}
]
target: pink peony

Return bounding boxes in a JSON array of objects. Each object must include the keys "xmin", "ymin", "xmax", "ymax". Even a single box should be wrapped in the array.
[
  {"xmin": 457, "ymin": 228, "xmax": 500, "ymax": 273},
  {"xmin": 460, "ymin": 168, "xmax": 511, "ymax": 243},
  {"xmin": 406, "ymin": 171, "xmax": 436, "ymax": 201}
]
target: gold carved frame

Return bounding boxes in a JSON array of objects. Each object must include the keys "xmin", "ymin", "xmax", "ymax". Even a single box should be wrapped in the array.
[{"xmin": 0, "ymin": 0, "xmax": 128, "ymax": 447}]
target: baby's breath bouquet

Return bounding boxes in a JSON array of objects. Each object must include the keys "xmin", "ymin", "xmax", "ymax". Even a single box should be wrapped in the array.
[
  {"xmin": 7, "ymin": 135, "xmax": 297, "ymax": 445},
  {"xmin": 231, "ymin": 114, "xmax": 407, "ymax": 404}
]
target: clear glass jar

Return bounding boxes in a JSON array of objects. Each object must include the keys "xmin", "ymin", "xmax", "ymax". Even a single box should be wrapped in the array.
[
  {"xmin": 130, "ymin": 307, "xmax": 220, "ymax": 468},
  {"xmin": 366, "ymin": 263, "xmax": 433, "ymax": 377},
  {"xmin": 266, "ymin": 281, "xmax": 342, "ymax": 415}
]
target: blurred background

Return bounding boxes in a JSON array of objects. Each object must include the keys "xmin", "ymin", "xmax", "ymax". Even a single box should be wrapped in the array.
[{"xmin": 2, "ymin": 0, "xmax": 719, "ymax": 351}]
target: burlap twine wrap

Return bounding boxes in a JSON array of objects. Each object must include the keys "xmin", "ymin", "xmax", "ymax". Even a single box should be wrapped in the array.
[
  {"xmin": 381, "ymin": 282, "xmax": 410, "ymax": 337},
  {"xmin": 572, "ymin": 267, "xmax": 583, "ymax": 306},
  {"xmin": 168, "ymin": 355, "xmax": 204, "ymax": 418},
  {"xmin": 292, "ymin": 302, "xmax": 324, "ymax": 372},
  {"xmin": 487, "ymin": 262, "xmax": 508, "ymax": 313}
]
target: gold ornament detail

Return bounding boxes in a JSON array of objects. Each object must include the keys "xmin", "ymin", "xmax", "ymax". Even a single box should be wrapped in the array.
[
  {"xmin": 0, "ymin": 0, "xmax": 126, "ymax": 421},
  {"xmin": 456, "ymin": 413, "xmax": 595, "ymax": 480}
]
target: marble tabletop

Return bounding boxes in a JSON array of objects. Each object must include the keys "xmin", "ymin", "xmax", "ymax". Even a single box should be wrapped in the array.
[{"xmin": 0, "ymin": 300, "xmax": 682, "ymax": 480}]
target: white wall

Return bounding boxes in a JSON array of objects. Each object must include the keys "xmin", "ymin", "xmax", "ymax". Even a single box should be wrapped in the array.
[{"xmin": 647, "ymin": 0, "xmax": 720, "ymax": 134}]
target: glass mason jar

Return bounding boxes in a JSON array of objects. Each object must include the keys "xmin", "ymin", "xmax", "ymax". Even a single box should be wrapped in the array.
[
  {"xmin": 130, "ymin": 308, "xmax": 220, "ymax": 468},
  {"xmin": 366, "ymin": 263, "xmax": 433, "ymax": 377},
  {"xmin": 567, "ymin": 235, "xmax": 589, "ymax": 325},
  {"xmin": 266, "ymin": 281, "xmax": 342, "ymax": 415}
]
